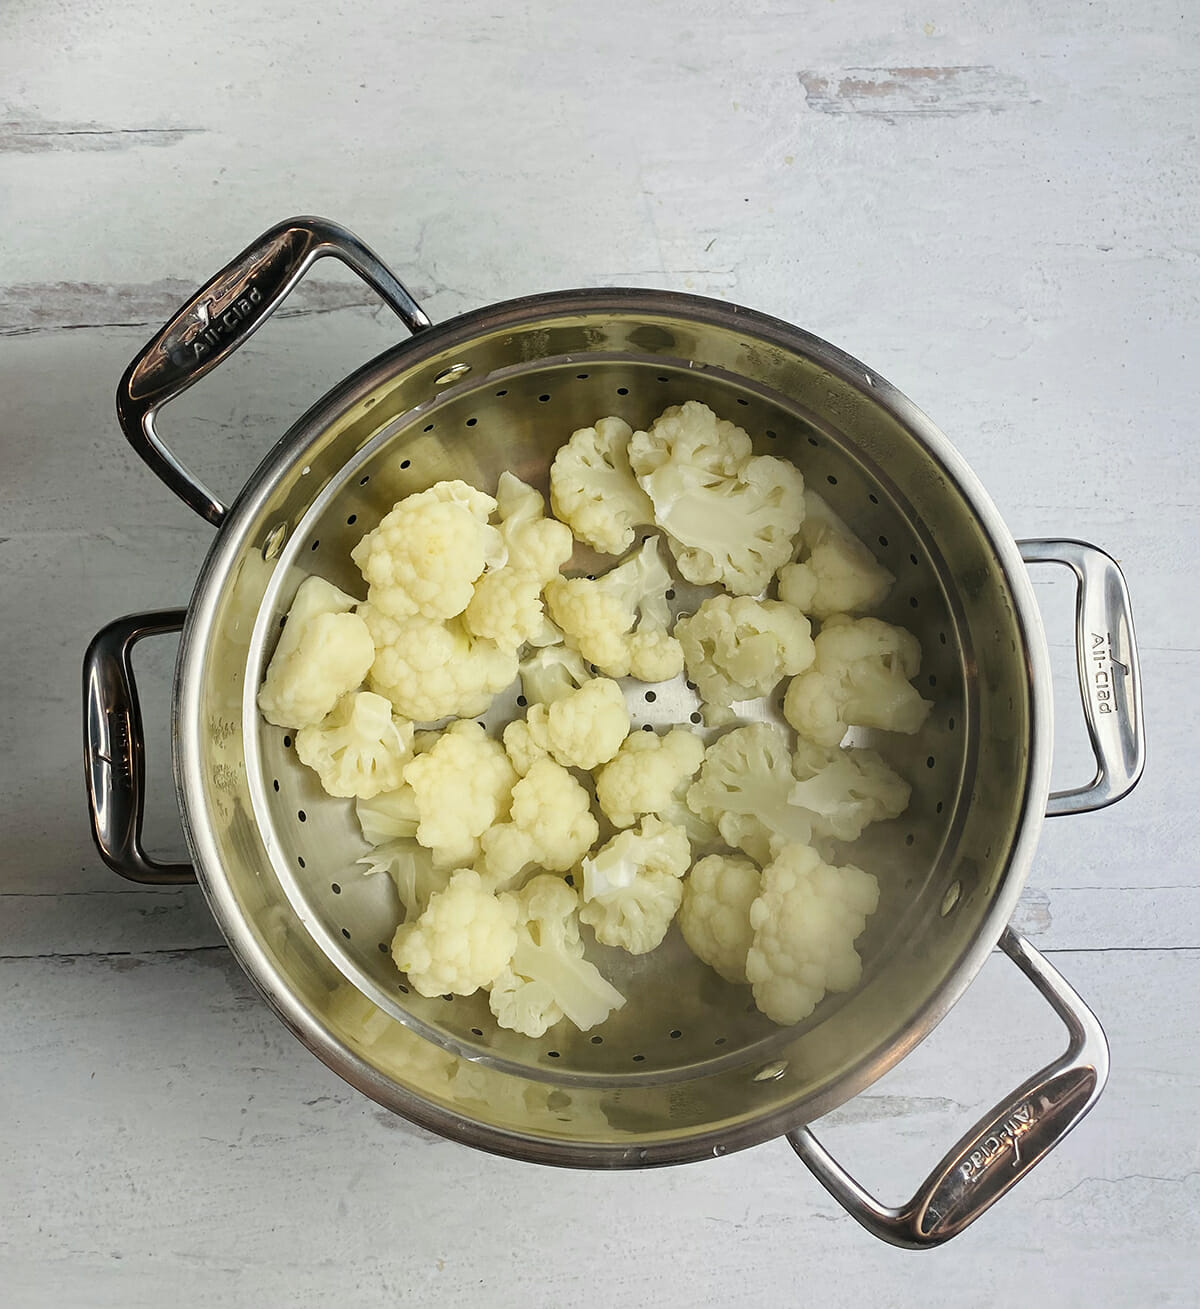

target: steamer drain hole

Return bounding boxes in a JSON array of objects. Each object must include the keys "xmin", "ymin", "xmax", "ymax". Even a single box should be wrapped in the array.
[
  {"xmin": 466, "ymin": 417, "xmax": 477, "ymax": 426},
  {"xmin": 632, "ymin": 1053, "xmax": 645, "ymax": 1062},
  {"xmin": 331, "ymin": 882, "xmax": 341, "ymax": 894},
  {"xmin": 297, "ymin": 856, "xmax": 305, "ymax": 868},
  {"xmin": 272, "ymin": 779, "xmax": 279, "ymax": 792},
  {"xmin": 341, "ymin": 928, "xmax": 351, "ymax": 940},
  {"xmin": 400, "ymin": 459, "xmax": 411, "ymax": 469},
  {"xmin": 690, "ymin": 712, "xmax": 702, "ymax": 724}
]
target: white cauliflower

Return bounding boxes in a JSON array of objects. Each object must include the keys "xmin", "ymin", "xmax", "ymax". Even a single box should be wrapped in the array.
[
  {"xmin": 790, "ymin": 739, "xmax": 911, "ymax": 842},
  {"xmin": 488, "ymin": 875, "xmax": 626, "ymax": 1037},
  {"xmin": 746, "ymin": 843, "xmax": 879, "ymax": 1025},
  {"xmin": 579, "ymin": 816, "xmax": 691, "ymax": 954},
  {"xmin": 464, "ymin": 473, "xmax": 573, "ymax": 649},
  {"xmin": 504, "ymin": 677, "xmax": 630, "ymax": 774},
  {"xmin": 356, "ymin": 786, "xmax": 419, "ymax": 845},
  {"xmin": 544, "ymin": 535, "xmax": 683, "ymax": 682},
  {"xmin": 257, "ymin": 576, "xmax": 375, "ymax": 729},
  {"xmin": 392, "ymin": 869, "xmax": 518, "ymax": 997},
  {"xmin": 628, "ymin": 400, "xmax": 806, "ymax": 595},
  {"xmin": 362, "ymin": 605, "xmax": 517, "ymax": 723},
  {"xmin": 686, "ymin": 722, "xmax": 909, "ymax": 865},
  {"xmin": 401, "ymin": 720, "xmax": 517, "ymax": 868},
  {"xmin": 518, "ymin": 643, "xmax": 592, "ymax": 706},
  {"xmin": 777, "ymin": 492, "xmax": 894, "ymax": 619},
  {"xmin": 679, "ymin": 853, "xmax": 762, "ymax": 985},
  {"xmin": 675, "ymin": 594, "xmax": 815, "ymax": 726},
  {"xmin": 549, "ymin": 416, "xmax": 654, "ymax": 554},
  {"xmin": 358, "ymin": 840, "xmax": 449, "ymax": 922},
  {"xmin": 462, "ymin": 570, "xmax": 547, "ymax": 651},
  {"xmin": 351, "ymin": 480, "xmax": 506, "ymax": 621},
  {"xmin": 783, "ymin": 614, "xmax": 932, "ymax": 747},
  {"xmin": 295, "ymin": 690, "xmax": 413, "ymax": 798},
  {"xmin": 594, "ymin": 727, "xmax": 705, "ymax": 829},
  {"xmin": 500, "ymin": 716, "xmax": 551, "ymax": 777},
  {"xmin": 479, "ymin": 758, "xmax": 599, "ymax": 890}
]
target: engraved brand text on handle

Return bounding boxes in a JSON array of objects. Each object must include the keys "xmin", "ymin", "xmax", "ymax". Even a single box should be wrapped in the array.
[
  {"xmin": 958, "ymin": 1102, "xmax": 1036, "ymax": 1182},
  {"xmin": 169, "ymin": 284, "xmax": 264, "ymax": 366},
  {"xmin": 1089, "ymin": 631, "xmax": 1128, "ymax": 716}
]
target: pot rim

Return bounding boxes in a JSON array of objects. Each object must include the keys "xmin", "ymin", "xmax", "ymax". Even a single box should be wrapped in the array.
[{"xmin": 173, "ymin": 286, "xmax": 1053, "ymax": 1167}]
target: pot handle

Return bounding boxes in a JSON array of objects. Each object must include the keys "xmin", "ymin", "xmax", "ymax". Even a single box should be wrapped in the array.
[
  {"xmin": 83, "ymin": 610, "xmax": 196, "ymax": 885},
  {"xmin": 116, "ymin": 216, "xmax": 432, "ymax": 529},
  {"xmin": 787, "ymin": 929, "xmax": 1108, "ymax": 1248},
  {"xmin": 1019, "ymin": 538, "xmax": 1145, "ymax": 815}
]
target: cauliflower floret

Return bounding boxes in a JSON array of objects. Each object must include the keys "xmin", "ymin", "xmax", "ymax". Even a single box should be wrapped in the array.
[
  {"xmin": 352, "ymin": 480, "xmax": 506, "ymax": 621},
  {"xmin": 518, "ymin": 643, "xmax": 592, "ymax": 706},
  {"xmin": 500, "ymin": 716, "xmax": 551, "ymax": 777},
  {"xmin": 392, "ymin": 869, "xmax": 518, "ymax": 997},
  {"xmin": 362, "ymin": 605, "xmax": 517, "ymax": 723},
  {"xmin": 356, "ymin": 788, "xmax": 419, "ymax": 845},
  {"xmin": 676, "ymin": 594, "xmax": 815, "ymax": 726},
  {"xmin": 628, "ymin": 401, "xmax": 806, "ymax": 595},
  {"xmin": 503, "ymin": 677, "xmax": 628, "ymax": 774},
  {"xmin": 679, "ymin": 853, "xmax": 762, "ymax": 984},
  {"xmin": 790, "ymin": 739, "xmax": 911, "ymax": 842},
  {"xmin": 358, "ymin": 840, "xmax": 450, "ymax": 922},
  {"xmin": 492, "ymin": 472, "xmax": 575, "ymax": 581},
  {"xmin": 295, "ymin": 690, "xmax": 413, "ymax": 798},
  {"xmin": 258, "ymin": 577, "xmax": 375, "ymax": 729},
  {"xmin": 594, "ymin": 727, "xmax": 705, "ymax": 829},
  {"xmin": 488, "ymin": 875, "xmax": 626, "ymax": 1037},
  {"xmin": 687, "ymin": 723, "xmax": 816, "ymax": 864},
  {"xmin": 783, "ymin": 614, "xmax": 932, "ymax": 747},
  {"xmin": 479, "ymin": 758, "xmax": 599, "ymax": 890},
  {"xmin": 579, "ymin": 816, "xmax": 691, "ymax": 954},
  {"xmin": 464, "ymin": 474, "xmax": 573, "ymax": 649},
  {"xmin": 746, "ymin": 844, "xmax": 879, "ymax": 1025},
  {"xmin": 544, "ymin": 535, "xmax": 683, "ymax": 682},
  {"xmin": 550, "ymin": 416, "xmax": 654, "ymax": 554},
  {"xmin": 777, "ymin": 492, "xmax": 894, "ymax": 620},
  {"xmin": 401, "ymin": 720, "xmax": 517, "ymax": 868},
  {"xmin": 463, "ymin": 570, "xmax": 547, "ymax": 651},
  {"xmin": 686, "ymin": 722, "xmax": 909, "ymax": 864}
]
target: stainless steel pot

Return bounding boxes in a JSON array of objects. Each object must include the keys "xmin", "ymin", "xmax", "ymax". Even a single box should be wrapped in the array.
[{"xmin": 83, "ymin": 217, "xmax": 1145, "ymax": 1247}]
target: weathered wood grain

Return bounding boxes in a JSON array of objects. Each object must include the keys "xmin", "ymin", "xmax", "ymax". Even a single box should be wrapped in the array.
[{"xmin": 0, "ymin": 947, "xmax": 1195, "ymax": 1307}]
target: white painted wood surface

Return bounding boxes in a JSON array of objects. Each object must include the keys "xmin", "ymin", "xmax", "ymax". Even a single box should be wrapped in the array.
[{"xmin": 2, "ymin": 0, "xmax": 1197, "ymax": 1303}]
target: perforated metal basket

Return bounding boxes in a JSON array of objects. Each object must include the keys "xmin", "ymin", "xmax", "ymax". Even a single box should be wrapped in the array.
[{"xmin": 84, "ymin": 218, "xmax": 1144, "ymax": 1246}]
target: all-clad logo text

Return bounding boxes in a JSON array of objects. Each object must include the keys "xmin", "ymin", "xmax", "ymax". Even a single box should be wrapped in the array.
[
  {"xmin": 1090, "ymin": 630, "xmax": 1128, "ymax": 716},
  {"xmin": 177, "ymin": 283, "xmax": 263, "ymax": 364},
  {"xmin": 959, "ymin": 1102, "xmax": 1036, "ymax": 1182}
]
